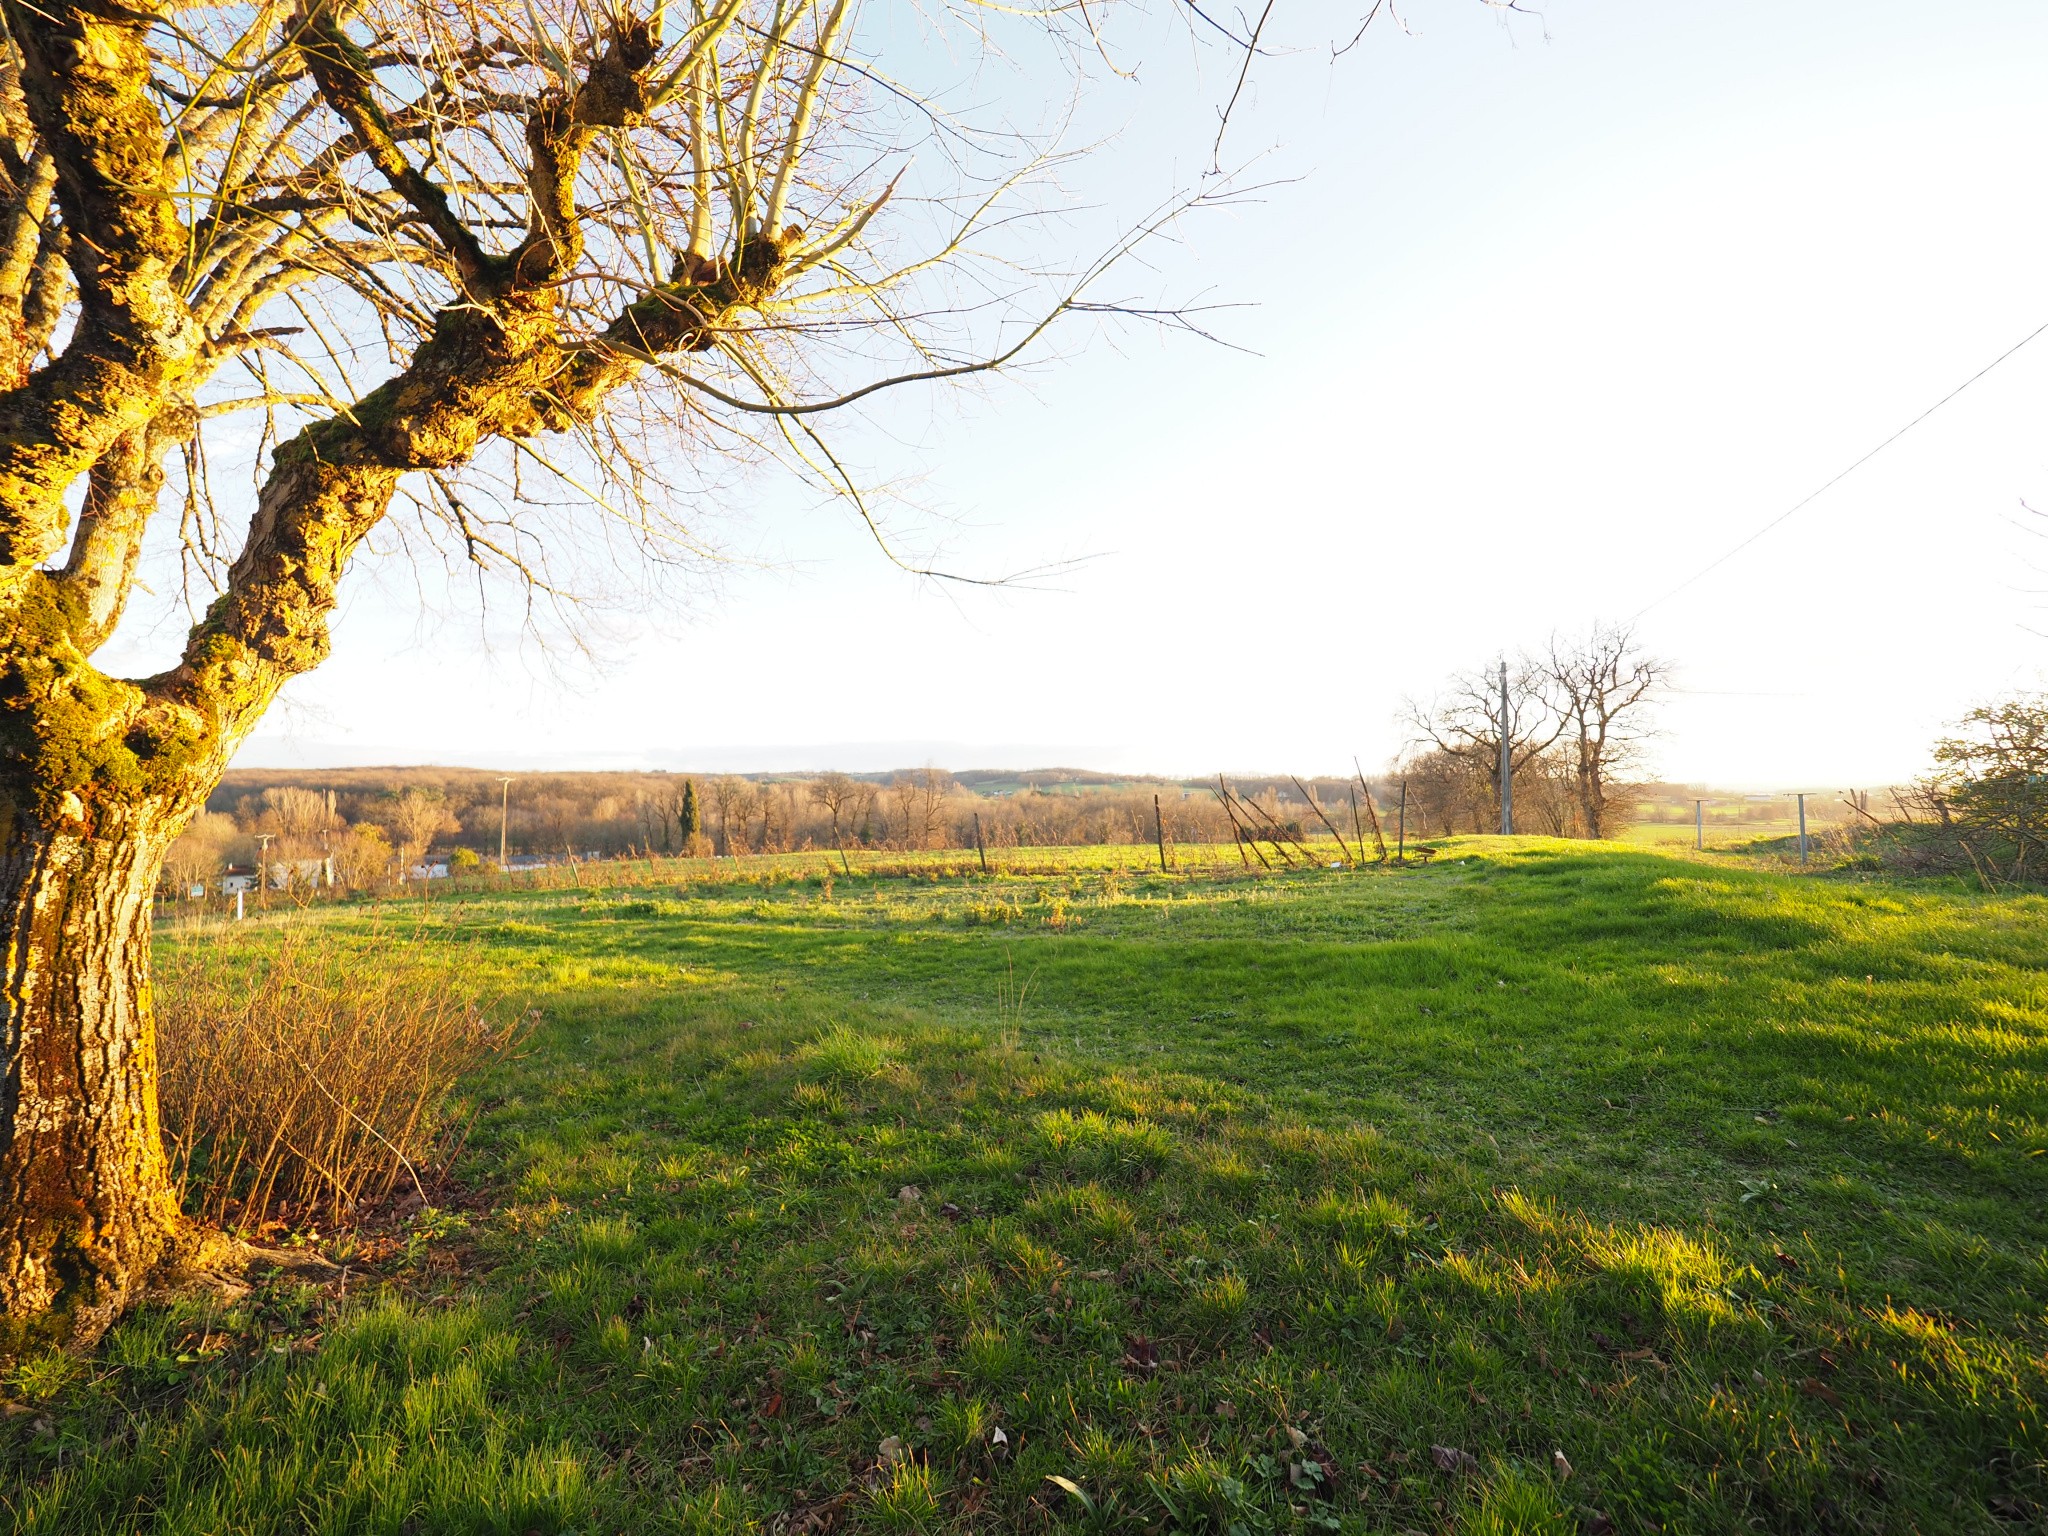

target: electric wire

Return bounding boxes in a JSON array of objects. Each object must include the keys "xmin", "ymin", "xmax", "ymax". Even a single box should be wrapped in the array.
[{"xmin": 1633, "ymin": 317, "xmax": 2048, "ymax": 619}]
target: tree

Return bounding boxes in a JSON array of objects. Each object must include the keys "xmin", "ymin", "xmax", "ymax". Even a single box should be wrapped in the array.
[
  {"xmin": 0, "ymin": 0, "xmax": 1408, "ymax": 1346},
  {"xmin": 1405, "ymin": 662, "xmax": 1564, "ymax": 831},
  {"xmin": 706, "ymin": 776, "xmax": 756, "ymax": 857},
  {"xmin": 904, "ymin": 767, "xmax": 954, "ymax": 850},
  {"xmin": 678, "ymin": 779, "xmax": 702, "ymax": 853},
  {"xmin": 162, "ymin": 811, "xmax": 243, "ymax": 894},
  {"xmin": 388, "ymin": 788, "xmax": 457, "ymax": 876},
  {"xmin": 1918, "ymin": 695, "xmax": 2048, "ymax": 885},
  {"xmin": 330, "ymin": 822, "xmax": 394, "ymax": 890},
  {"xmin": 808, "ymin": 771, "xmax": 864, "ymax": 874},
  {"xmin": 260, "ymin": 787, "xmax": 341, "ymax": 844},
  {"xmin": 1541, "ymin": 624, "xmax": 1668, "ymax": 839}
]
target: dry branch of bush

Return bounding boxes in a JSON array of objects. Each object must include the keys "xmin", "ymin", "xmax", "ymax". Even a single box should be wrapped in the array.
[{"xmin": 155, "ymin": 924, "xmax": 526, "ymax": 1232}]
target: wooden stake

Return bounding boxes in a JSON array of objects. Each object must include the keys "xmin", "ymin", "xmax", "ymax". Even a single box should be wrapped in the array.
[
  {"xmin": 1154, "ymin": 793, "xmax": 1171, "ymax": 873},
  {"xmin": 974, "ymin": 811, "xmax": 990, "ymax": 874},
  {"xmin": 1353, "ymin": 758, "xmax": 1387, "ymax": 862},
  {"xmin": 1232, "ymin": 782, "xmax": 1303, "ymax": 867},
  {"xmin": 1216, "ymin": 777, "xmax": 1266, "ymax": 869},
  {"xmin": 1291, "ymin": 775, "xmax": 1355, "ymax": 866}
]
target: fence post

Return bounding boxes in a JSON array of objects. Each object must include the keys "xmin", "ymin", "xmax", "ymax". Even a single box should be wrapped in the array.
[
  {"xmin": 1695, "ymin": 798, "xmax": 1703, "ymax": 851},
  {"xmin": 1397, "ymin": 779, "xmax": 1407, "ymax": 863},
  {"xmin": 1154, "ymin": 793, "xmax": 1170, "ymax": 873},
  {"xmin": 973, "ymin": 812, "xmax": 989, "ymax": 875},
  {"xmin": 1797, "ymin": 793, "xmax": 1808, "ymax": 865}
]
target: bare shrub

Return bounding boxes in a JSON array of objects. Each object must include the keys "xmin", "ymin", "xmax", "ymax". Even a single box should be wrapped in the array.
[{"xmin": 156, "ymin": 924, "xmax": 526, "ymax": 1231}]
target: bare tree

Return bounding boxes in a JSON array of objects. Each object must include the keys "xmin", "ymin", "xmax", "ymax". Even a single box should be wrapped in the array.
[
  {"xmin": 163, "ymin": 812, "xmax": 243, "ymax": 893},
  {"xmin": 707, "ymin": 775, "xmax": 757, "ymax": 857},
  {"xmin": 1542, "ymin": 624, "xmax": 1669, "ymax": 839},
  {"xmin": 330, "ymin": 822, "xmax": 395, "ymax": 890},
  {"xmin": 908, "ymin": 766, "xmax": 954, "ymax": 850},
  {"xmin": 808, "ymin": 771, "xmax": 865, "ymax": 873},
  {"xmin": 1405, "ymin": 661, "xmax": 1564, "ymax": 830},
  {"xmin": 388, "ymin": 787, "xmax": 458, "ymax": 874}
]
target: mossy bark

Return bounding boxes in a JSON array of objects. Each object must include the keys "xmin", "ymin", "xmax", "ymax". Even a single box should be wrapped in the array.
[{"xmin": 0, "ymin": 795, "xmax": 184, "ymax": 1353}]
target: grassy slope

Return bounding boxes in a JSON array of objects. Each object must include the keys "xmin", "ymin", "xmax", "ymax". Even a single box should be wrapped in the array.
[{"xmin": 5, "ymin": 841, "xmax": 2045, "ymax": 1535}]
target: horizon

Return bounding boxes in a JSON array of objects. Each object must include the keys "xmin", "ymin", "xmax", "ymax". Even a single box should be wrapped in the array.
[{"xmin": 212, "ymin": 753, "xmax": 1878, "ymax": 799}]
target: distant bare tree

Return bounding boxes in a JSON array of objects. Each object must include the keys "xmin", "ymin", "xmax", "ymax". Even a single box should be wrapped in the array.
[
  {"xmin": 163, "ymin": 813, "xmax": 243, "ymax": 893},
  {"xmin": 1405, "ymin": 661, "xmax": 1563, "ymax": 830},
  {"xmin": 707, "ymin": 776, "xmax": 757, "ymax": 857},
  {"xmin": 907, "ymin": 767, "xmax": 955, "ymax": 850},
  {"xmin": 261, "ymin": 787, "xmax": 341, "ymax": 846},
  {"xmin": 1542, "ymin": 624, "xmax": 1669, "ymax": 839},
  {"xmin": 809, "ymin": 772, "xmax": 867, "ymax": 874},
  {"xmin": 389, "ymin": 788, "xmax": 457, "ymax": 875},
  {"xmin": 331, "ymin": 823, "xmax": 395, "ymax": 890}
]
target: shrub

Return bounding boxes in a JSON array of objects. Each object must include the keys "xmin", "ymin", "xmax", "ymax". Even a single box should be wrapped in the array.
[{"xmin": 156, "ymin": 922, "xmax": 526, "ymax": 1230}]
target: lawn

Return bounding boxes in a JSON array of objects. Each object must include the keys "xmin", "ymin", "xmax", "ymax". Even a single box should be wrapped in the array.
[{"xmin": 5, "ymin": 840, "xmax": 2045, "ymax": 1534}]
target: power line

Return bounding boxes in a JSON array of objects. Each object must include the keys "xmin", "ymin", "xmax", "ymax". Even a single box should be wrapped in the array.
[{"xmin": 1634, "ymin": 317, "xmax": 2048, "ymax": 619}]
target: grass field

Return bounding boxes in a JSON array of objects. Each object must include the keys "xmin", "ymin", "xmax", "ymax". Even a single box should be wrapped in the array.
[{"xmin": 5, "ymin": 840, "xmax": 2046, "ymax": 1534}]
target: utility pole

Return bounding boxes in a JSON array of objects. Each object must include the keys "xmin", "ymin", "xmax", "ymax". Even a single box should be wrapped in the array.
[
  {"xmin": 254, "ymin": 832, "xmax": 274, "ymax": 906},
  {"xmin": 497, "ymin": 775, "xmax": 514, "ymax": 870},
  {"xmin": 1498, "ymin": 658, "xmax": 1513, "ymax": 836}
]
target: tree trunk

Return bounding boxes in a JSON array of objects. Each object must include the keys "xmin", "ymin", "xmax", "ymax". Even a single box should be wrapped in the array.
[{"xmin": 0, "ymin": 801, "xmax": 185, "ymax": 1353}]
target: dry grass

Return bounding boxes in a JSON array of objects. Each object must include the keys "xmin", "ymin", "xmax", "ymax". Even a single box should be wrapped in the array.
[{"xmin": 155, "ymin": 922, "xmax": 526, "ymax": 1231}]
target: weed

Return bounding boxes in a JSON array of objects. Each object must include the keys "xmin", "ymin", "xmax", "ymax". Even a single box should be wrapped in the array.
[{"xmin": 155, "ymin": 920, "xmax": 524, "ymax": 1229}]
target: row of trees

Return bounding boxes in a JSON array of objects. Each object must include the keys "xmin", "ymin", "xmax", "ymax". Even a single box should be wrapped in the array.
[
  {"xmin": 162, "ymin": 625, "xmax": 1677, "ymax": 891},
  {"xmin": 174, "ymin": 769, "xmax": 1352, "ymax": 885}
]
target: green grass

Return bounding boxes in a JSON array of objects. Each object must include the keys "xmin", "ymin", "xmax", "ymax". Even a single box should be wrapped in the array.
[{"xmin": 7, "ymin": 839, "xmax": 2047, "ymax": 1534}]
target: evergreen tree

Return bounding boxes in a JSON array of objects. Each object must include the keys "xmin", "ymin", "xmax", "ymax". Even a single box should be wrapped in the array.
[{"xmin": 680, "ymin": 780, "xmax": 702, "ymax": 846}]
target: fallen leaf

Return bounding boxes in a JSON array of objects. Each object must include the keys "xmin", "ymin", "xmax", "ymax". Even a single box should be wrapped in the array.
[
  {"xmin": 896, "ymin": 1186, "xmax": 921, "ymax": 1204},
  {"xmin": 1774, "ymin": 1252, "xmax": 1800, "ymax": 1271},
  {"xmin": 1214, "ymin": 1401, "xmax": 1236, "ymax": 1419},
  {"xmin": 877, "ymin": 1435, "xmax": 906, "ymax": 1467},
  {"xmin": 939, "ymin": 1202, "xmax": 964, "ymax": 1220},
  {"xmin": 1552, "ymin": 1449, "xmax": 1573, "ymax": 1480},
  {"xmin": 1122, "ymin": 1335, "xmax": 1159, "ymax": 1373},
  {"xmin": 1430, "ymin": 1444, "xmax": 1479, "ymax": 1475},
  {"xmin": 1285, "ymin": 1426, "xmax": 1310, "ymax": 1451},
  {"xmin": 1800, "ymin": 1377, "xmax": 1842, "ymax": 1408}
]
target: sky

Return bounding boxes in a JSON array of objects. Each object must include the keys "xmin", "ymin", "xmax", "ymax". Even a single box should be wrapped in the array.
[{"xmin": 148, "ymin": 0, "xmax": 2048, "ymax": 788}]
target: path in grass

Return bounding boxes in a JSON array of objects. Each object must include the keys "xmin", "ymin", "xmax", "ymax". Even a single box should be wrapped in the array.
[{"xmin": 6, "ymin": 841, "xmax": 2045, "ymax": 1534}]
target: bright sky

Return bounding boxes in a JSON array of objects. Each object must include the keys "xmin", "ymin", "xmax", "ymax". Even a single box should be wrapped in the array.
[{"xmin": 196, "ymin": 0, "xmax": 2048, "ymax": 787}]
